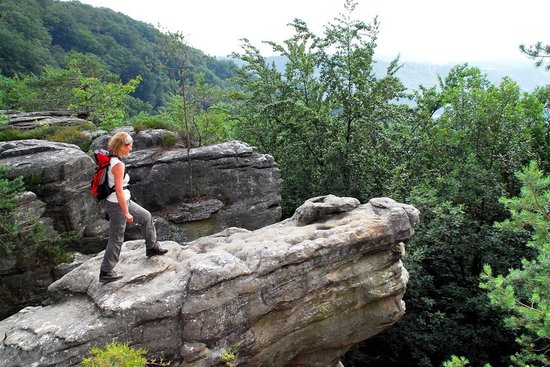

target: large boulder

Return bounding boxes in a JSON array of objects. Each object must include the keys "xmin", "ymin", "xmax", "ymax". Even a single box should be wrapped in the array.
[
  {"xmin": 0, "ymin": 191, "xmax": 59, "ymax": 319},
  {"xmin": 1, "ymin": 111, "xmax": 90, "ymax": 131},
  {"xmin": 123, "ymin": 140, "xmax": 282, "ymax": 242},
  {"xmin": 0, "ymin": 138, "xmax": 282, "ymax": 249},
  {"xmin": 0, "ymin": 140, "xmax": 104, "ymax": 320},
  {"xmin": 0, "ymin": 138, "xmax": 282, "ymax": 320},
  {"xmin": 0, "ymin": 196, "xmax": 420, "ymax": 367},
  {"xmin": 0, "ymin": 139, "xmax": 106, "ymax": 247}
]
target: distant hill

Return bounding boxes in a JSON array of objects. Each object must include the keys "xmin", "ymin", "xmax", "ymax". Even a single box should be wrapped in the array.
[
  {"xmin": 384, "ymin": 59, "xmax": 550, "ymax": 92},
  {"xmin": 238, "ymin": 56, "xmax": 550, "ymax": 92},
  {"xmin": 0, "ymin": 0, "xmax": 237, "ymax": 110},
  {"xmin": 2, "ymin": 0, "xmax": 547, "ymax": 113}
]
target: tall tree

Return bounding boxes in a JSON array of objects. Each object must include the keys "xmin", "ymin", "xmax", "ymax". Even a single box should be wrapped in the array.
[
  {"xmin": 231, "ymin": 0, "xmax": 407, "ymax": 215},
  {"xmin": 0, "ymin": 0, "xmax": 237, "ymax": 111},
  {"xmin": 344, "ymin": 65, "xmax": 546, "ymax": 367},
  {"xmin": 481, "ymin": 161, "xmax": 550, "ymax": 367}
]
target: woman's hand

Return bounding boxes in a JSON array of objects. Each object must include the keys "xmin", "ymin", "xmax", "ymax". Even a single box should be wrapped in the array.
[{"xmin": 125, "ymin": 212, "xmax": 134, "ymax": 223}]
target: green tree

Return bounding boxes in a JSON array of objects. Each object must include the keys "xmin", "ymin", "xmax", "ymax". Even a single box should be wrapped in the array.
[
  {"xmin": 344, "ymin": 66, "xmax": 546, "ymax": 367},
  {"xmin": 520, "ymin": 42, "xmax": 550, "ymax": 71},
  {"xmin": 11, "ymin": 65, "xmax": 80, "ymax": 111},
  {"xmin": 0, "ymin": 0, "xmax": 236, "ymax": 111},
  {"xmin": 231, "ymin": 0, "xmax": 406, "ymax": 215},
  {"xmin": 481, "ymin": 161, "xmax": 550, "ymax": 367},
  {"xmin": 0, "ymin": 52, "xmax": 141, "ymax": 127},
  {"xmin": 0, "ymin": 0, "xmax": 56, "ymax": 76},
  {"xmin": 530, "ymin": 84, "xmax": 550, "ymax": 172},
  {"xmin": 158, "ymin": 30, "xmax": 235, "ymax": 146}
]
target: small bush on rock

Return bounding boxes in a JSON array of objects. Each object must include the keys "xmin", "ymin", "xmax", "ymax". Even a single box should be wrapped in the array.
[
  {"xmin": 159, "ymin": 133, "xmax": 178, "ymax": 147},
  {"xmin": 81, "ymin": 340, "xmax": 147, "ymax": 367},
  {"xmin": 129, "ymin": 112, "xmax": 176, "ymax": 132},
  {"xmin": 80, "ymin": 340, "xmax": 171, "ymax": 367},
  {"xmin": 45, "ymin": 125, "xmax": 94, "ymax": 151}
]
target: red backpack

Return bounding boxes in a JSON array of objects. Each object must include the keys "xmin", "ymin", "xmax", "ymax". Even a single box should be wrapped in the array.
[{"xmin": 91, "ymin": 149, "xmax": 114, "ymax": 201}]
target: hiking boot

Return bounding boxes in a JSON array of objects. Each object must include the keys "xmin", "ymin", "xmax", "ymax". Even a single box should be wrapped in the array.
[
  {"xmin": 146, "ymin": 245, "xmax": 168, "ymax": 258},
  {"xmin": 99, "ymin": 270, "xmax": 123, "ymax": 284}
]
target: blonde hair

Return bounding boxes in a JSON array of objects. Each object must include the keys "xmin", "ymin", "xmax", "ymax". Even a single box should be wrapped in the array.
[{"xmin": 108, "ymin": 132, "xmax": 133, "ymax": 157}]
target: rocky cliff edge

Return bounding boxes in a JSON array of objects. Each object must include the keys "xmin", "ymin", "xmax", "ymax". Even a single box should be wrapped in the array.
[{"xmin": 0, "ymin": 195, "xmax": 419, "ymax": 367}]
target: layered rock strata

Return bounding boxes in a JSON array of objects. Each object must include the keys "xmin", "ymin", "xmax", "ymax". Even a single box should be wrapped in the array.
[{"xmin": 0, "ymin": 196, "xmax": 419, "ymax": 367}]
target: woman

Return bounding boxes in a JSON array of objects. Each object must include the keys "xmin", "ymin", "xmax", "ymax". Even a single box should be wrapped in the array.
[{"xmin": 99, "ymin": 131, "xmax": 167, "ymax": 284}]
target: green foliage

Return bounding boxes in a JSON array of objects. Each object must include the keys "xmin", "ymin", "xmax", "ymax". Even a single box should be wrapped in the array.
[
  {"xmin": 129, "ymin": 113, "xmax": 176, "ymax": 132},
  {"xmin": 71, "ymin": 73, "xmax": 142, "ymax": 129},
  {"xmin": 81, "ymin": 340, "xmax": 147, "ymax": 367},
  {"xmin": 28, "ymin": 222, "xmax": 74, "ymax": 265},
  {"xmin": 186, "ymin": 74, "xmax": 236, "ymax": 146},
  {"xmin": 231, "ymin": 0, "xmax": 406, "ymax": 216},
  {"xmin": 155, "ymin": 31, "xmax": 235, "ymax": 147},
  {"xmin": 442, "ymin": 356, "xmax": 470, "ymax": 367},
  {"xmin": 530, "ymin": 85, "xmax": 550, "ymax": 172},
  {"xmin": 0, "ymin": 165, "xmax": 73, "ymax": 265},
  {"xmin": 157, "ymin": 87, "xmax": 234, "ymax": 146},
  {"xmin": 0, "ymin": 166, "xmax": 24, "ymax": 255},
  {"xmin": 219, "ymin": 347, "xmax": 236, "ymax": 365},
  {"xmin": 158, "ymin": 133, "xmax": 178, "ymax": 148},
  {"xmin": 193, "ymin": 102, "xmax": 236, "ymax": 145},
  {"xmin": 481, "ymin": 161, "xmax": 550, "ymax": 367},
  {"xmin": 80, "ymin": 340, "xmax": 171, "ymax": 367},
  {"xmin": 0, "ymin": 0, "xmax": 236, "ymax": 111},
  {"xmin": 0, "ymin": 123, "xmax": 95, "ymax": 151},
  {"xmin": 520, "ymin": 42, "xmax": 550, "ymax": 71},
  {"xmin": 0, "ymin": 52, "xmax": 142, "ymax": 129},
  {"xmin": 0, "ymin": 0, "xmax": 57, "ymax": 75},
  {"xmin": 44, "ymin": 125, "xmax": 91, "ymax": 150},
  {"xmin": 219, "ymin": 341, "xmax": 241, "ymax": 367},
  {"xmin": 0, "ymin": 126, "xmax": 55, "ymax": 142},
  {"xmin": 344, "ymin": 66, "xmax": 543, "ymax": 367},
  {"xmin": 15, "ymin": 65, "xmax": 80, "ymax": 111},
  {"xmin": 0, "ymin": 72, "xmax": 43, "ymax": 111}
]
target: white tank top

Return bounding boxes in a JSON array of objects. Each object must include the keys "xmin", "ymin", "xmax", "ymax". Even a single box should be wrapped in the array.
[{"xmin": 106, "ymin": 157, "xmax": 131, "ymax": 203}]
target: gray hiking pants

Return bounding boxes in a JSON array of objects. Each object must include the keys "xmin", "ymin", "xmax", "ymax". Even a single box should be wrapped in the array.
[{"xmin": 100, "ymin": 200, "xmax": 157, "ymax": 273}]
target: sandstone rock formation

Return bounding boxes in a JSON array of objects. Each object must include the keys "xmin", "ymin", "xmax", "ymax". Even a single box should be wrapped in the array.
[
  {"xmin": 123, "ymin": 140, "xmax": 282, "ymax": 242},
  {"xmin": 0, "ymin": 191, "xmax": 60, "ymax": 319},
  {"xmin": 0, "ymin": 196, "xmax": 419, "ymax": 367},
  {"xmin": 0, "ymin": 138, "xmax": 281, "ymax": 320},
  {"xmin": 0, "ymin": 139, "xmax": 105, "ymax": 247},
  {"xmin": 0, "ymin": 110, "xmax": 90, "ymax": 131},
  {"xmin": 0, "ymin": 138, "xmax": 282, "ymax": 248}
]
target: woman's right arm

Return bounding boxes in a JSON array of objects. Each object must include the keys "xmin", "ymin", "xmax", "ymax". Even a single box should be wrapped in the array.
[{"xmin": 112, "ymin": 162, "xmax": 133, "ymax": 223}]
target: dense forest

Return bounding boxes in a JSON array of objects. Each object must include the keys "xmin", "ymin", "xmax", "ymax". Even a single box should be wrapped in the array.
[
  {"xmin": 1, "ymin": 0, "xmax": 549, "ymax": 366},
  {"xmin": 0, "ymin": 0, "xmax": 237, "ymax": 111}
]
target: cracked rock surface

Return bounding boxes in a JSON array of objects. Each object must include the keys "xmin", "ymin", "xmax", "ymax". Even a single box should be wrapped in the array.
[{"xmin": 0, "ymin": 196, "xmax": 419, "ymax": 367}]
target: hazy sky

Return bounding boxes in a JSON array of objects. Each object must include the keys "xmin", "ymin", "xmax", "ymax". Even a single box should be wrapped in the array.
[{"xmin": 72, "ymin": 0, "xmax": 548, "ymax": 64}]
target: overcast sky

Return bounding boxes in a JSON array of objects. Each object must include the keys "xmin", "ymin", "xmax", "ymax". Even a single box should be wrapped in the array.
[{"xmin": 72, "ymin": 0, "xmax": 548, "ymax": 65}]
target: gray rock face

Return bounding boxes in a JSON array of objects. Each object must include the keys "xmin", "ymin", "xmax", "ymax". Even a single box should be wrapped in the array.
[
  {"xmin": 124, "ymin": 140, "xmax": 282, "ymax": 242},
  {"xmin": 0, "ymin": 191, "xmax": 59, "ymax": 319},
  {"xmin": 0, "ymin": 138, "xmax": 282, "ymax": 248},
  {"xmin": 0, "ymin": 141, "xmax": 105, "ymax": 320},
  {"xmin": 1, "ymin": 111, "xmax": 90, "ymax": 130},
  {"xmin": 0, "ymin": 196, "xmax": 420, "ymax": 367},
  {"xmin": 0, "ymin": 138, "xmax": 282, "ymax": 319},
  {"xmin": 0, "ymin": 139, "xmax": 105, "ymax": 244}
]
